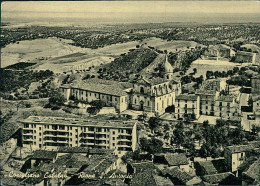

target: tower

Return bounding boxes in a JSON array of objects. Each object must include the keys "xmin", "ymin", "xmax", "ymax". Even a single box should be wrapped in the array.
[{"xmin": 164, "ymin": 54, "xmax": 174, "ymax": 80}]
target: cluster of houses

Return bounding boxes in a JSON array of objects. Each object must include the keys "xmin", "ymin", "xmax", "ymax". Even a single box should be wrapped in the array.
[{"xmin": 2, "ymin": 141, "xmax": 259, "ymax": 186}]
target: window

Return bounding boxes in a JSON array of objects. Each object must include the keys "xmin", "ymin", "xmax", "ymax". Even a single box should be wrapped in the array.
[
  {"xmin": 140, "ymin": 87, "xmax": 144, "ymax": 93},
  {"xmin": 147, "ymin": 101, "xmax": 150, "ymax": 106},
  {"xmin": 113, "ymin": 131, "xmax": 115, "ymax": 135},
  {"xmin": 134, "ymin": 99, "xmax": 137, "ymax": 104},
  {"xmin": 113, "ymin": 137, "xmax": 115, "ymax": 140},
  {"xmin": 115, "ymin": 98, "xmax": 117, "ymax": 101},
  {"xmin": 113, "ymin": 143, "xmax": 115, "ymax": 146},
  {"xmin": 39, "ymin": 127, "xmax": 41, "ymax": 130}
]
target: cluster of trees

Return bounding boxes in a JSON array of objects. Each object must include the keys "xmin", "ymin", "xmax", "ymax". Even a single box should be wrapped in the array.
[
  {"xmin": 87, "ymin": 100, "xmax": 106, "ymax": 115},
  {"xmin": 45, "ymin": 89, "xmax": 66, "ymax": 110},
  {"xmin": 168, "ymin": 48, "xmax": 205, "ymax": 72},
  {"xmin": 106, "ymin": 48, "xmax": 158, "ymax": 73},
  {"xmin": 0, "ymin": 69, "xmax": 54, "ymax": 96}
]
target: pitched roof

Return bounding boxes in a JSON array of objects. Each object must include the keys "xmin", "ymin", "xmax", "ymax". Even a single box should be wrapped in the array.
[
  {"xmin": 58, "ymin": 146, "xmax": 89, "ymax": 153},
  {"xmin": 175, "ymin": 94, "xmax": 198, "ymax": 101},
  {"xmin": 88, "ymin": 148, "xmax": 114, "ymax": 155},
  {"xmin": 131, "ymin": 161, "xmax": 158, "ymax": 173},
  {"xmin": 137, "ymin": 77, "xmax": 169, "ymax": 86},
  {"xmin": 226, "ymin": 142, "xmax": 260, "ymax": 153},
  {"xmin": 165, "ymin": 167, "xmax": 194, "ymax": 184},
  {"xmin": 238, "ymin": 156, "xmax": 258, "ymax": 172},
  {"xmin": 164, "ymin": 153, "xmax": 189, "ymax": 166},
  {"xmin": 131, "ymin": 171, "xmax": 157, "ymax": 186},
  {"xmin": 61, "ymin": 78, "xmax": 132, "ymax": 96},
  {"xmin": 31, "ymin": 150, "xmax": 57, "ymax": 160},
  {"xmin": 216, "ymin": 95, "xmax": 235, "ymax": 102},
  {"xmin": 236, "ymin": 50, "xmax": 256, "ymax": 57},
  {"xmin": 153, "ymin": 175, "xmax": 173, "ymax": 186},
  {"xmin": 196, "ymin": 161, "xmax": 218, "ymax": 175},
  {"xmin": 202, "ymin": 172, "xmax": 238, "ymax": 185},
  {"xmin": 242, "ymin": 158, "xmax": 260, "ymax": 182}
]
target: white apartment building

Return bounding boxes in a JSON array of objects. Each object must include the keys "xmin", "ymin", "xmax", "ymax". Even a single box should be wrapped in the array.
[
  {"xmin": 175, "ymin": 94, "xmax": 200, "ymax": 119},
  {"xmin": 21, "ymin": 116, "xmax": 137, "ymax": 155}
]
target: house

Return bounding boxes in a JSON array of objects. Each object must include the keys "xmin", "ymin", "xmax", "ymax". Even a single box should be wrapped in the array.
[
  {"xmin": 202, "ymin": 172, "xmax": 239, "ymax": 185},
  {"xmin": 235, "ymin": 51, "xmax": 256, "ymax": 63},
  {"xmin": 164, "ymin": 167, "xmax": 201, "ymax": 185},
  {"xmin": 175, "ymin": 94, "xmax": 200, "ymax": 119},
  {"xmin": 194, "ymin": 159, "xmax": 226, "ymax": 176},
  {"xmin": 79, "ymin": 153, "xmax": 120, "ymax": 179},
  {"xmin": 214, "ymin": 94, "xmax": 240, "ymax": 120},
  {"xmin": 224, "ymin": 142, "xmax": 260, "ymax": 175},
  {"xmin": 131, "ymin": 171, "xmax": 173, "ymax": 186},
  {"xmin": 196, "ymin": 90, "xmax": 217, "ymax": 116},
  {"xmin": 153, "ymin": 153, "xmax": 190, "ymax": 172},
  {"xmin": 131, "ymin": 77, "xmax": 181, "ymax": 115},
  {"xmin": 57, "ymin": 146, "xmax": 89, "ymax": 157},
  {"xmin": 21, "ymin": 116, "xmax": 137, "ymax": 155},
  {"xmin": 127, "ymin": 161, "xmax": 158, "ymax": 175},
  {"xmin": 60, "ymin": 79, "xmax": 132, "ymax": 112},
  {"xmin": 30, "ymin": 150, "xmax": 57, "ymax": 168}
]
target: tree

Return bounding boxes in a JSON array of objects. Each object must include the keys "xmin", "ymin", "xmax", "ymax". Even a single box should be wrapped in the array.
[
  {"xmin": 121, "ymin": 151, "xmax": 133, "ymax": 164},
  {"xmin": 173, "ymin": 126, "xmax": 185, "ymax": 149},
  {"xmin": 87, "ymin": 107, "xmax": 99, "ymax": 115},
  {"xmin": 193, "ymin": 68, "xmax": 197, "ymax": 74},
  {"xmin": 248, "ymin": 97, "xmax": 253, "ymax": 108},
  {"xmin": 148, "ymin": 117, "xmax": 161, "ymax": 133},
  {"xmin": 89, "ymin": 100, "xmax": 106, "ymax": 110},
  {"xmin": 48, "ymin": 89, "xmax": 66, "ymax": 107},
  {"xmin": 140, "ymin": 137, "xmax": 163, "ymax": 154}
]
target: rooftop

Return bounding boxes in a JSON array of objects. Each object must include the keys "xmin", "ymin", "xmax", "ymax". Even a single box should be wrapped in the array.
[
  {"xmin": 243, "ymin": 158, "xmax": 260, "ymax": 182},
  {"xmin": 236, "ymin": 50, "xmax": 257, "ymax": 56},
  {"xmin": 202, "ymin": 172, "xmax": 239, "ymax": 185},
  {"xmin": 216, "ymin": 94, "xmax": 236, "ymax": 102},
  {"xmin": 22, "ymin": 116, "xmax": 136, "ymax": 129},
  {"xmin": 226, "ymin": 142, "xmax": 260, "ymax": 153},
  {"xmin": 58, "ymin": 146, "xmax": 89, "ymax": 153},
  {"xmin": 31, "ymin": 150, "xmax": 57, "ymax": 160},
  {"xmin": 61, "ymin": 78, "xmax": 132, "ymax": 96},
  {"xmin": 165, "ymin": 167, "xmax": 194, "ymax": 184},
  {"xmin": 164, "ymin": 153, "xmax": 189, "ymax": 166},
  {"xmin": 131, "ymin": 161, "xmax": 158, "ymax": 173},
  {"xmin": 175, "ymin": 94, "xmax": 198, "ymax": 101}
]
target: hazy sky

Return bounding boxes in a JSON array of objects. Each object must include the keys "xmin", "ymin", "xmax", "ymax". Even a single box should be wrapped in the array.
[
  {"xmin": 2, "ymin": 1, "xmax": 260, "ymax": 25},
  {"xmin": 2, "ymin": 1, "xmax": 260, "ymax": 14}
]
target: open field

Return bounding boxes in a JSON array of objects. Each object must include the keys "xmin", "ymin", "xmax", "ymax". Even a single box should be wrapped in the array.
[
  {"xmin": 188, "ymin": 59, "xmax": 251, "ymax": 78},
  {"xmin": 1, "ymin": 37, "xmax": 85, "ymax": 68},
  {"xmin": 1, "ymin": 36, "xmax": 203, "ymax": 72}
]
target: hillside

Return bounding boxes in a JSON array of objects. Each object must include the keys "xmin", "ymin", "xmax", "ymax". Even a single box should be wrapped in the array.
[{"xmin": 105, "ymin": 48, "xmax": 158, "ymax": 73}]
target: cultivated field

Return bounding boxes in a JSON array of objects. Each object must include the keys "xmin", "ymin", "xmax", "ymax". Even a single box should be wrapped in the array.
[{"xmin": 1, "ymin": 36, "xmax": 204, "ymax": 73}]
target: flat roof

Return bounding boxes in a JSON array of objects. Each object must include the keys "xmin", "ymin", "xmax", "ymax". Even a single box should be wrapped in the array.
[{"xmin": 21, "ymin": 116, "xmax": 136, "ymax": 129}]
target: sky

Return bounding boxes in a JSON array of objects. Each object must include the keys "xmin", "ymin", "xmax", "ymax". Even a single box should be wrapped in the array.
[
  {"xmin": 2, "ymin": 1, "xmax": 260, "ymax": 14},
  {"xmin": 1, "ymin": 1, "xmax": 260, "ymax": 24}
]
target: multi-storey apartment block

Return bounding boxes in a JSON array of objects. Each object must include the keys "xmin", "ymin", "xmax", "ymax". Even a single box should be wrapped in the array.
[
  {"xmin": 131, "ymin": 77, "xmax": 181, "ymax": 115},
  {"xmin": 21, "ymin": 116, "xmax": 137, "ymax": 155},
  {"xmin": 214, "ymin": 95, "xmax": 240, "ymax": 120},
  {"xmin": 174, "ymin": 94, "xmax": 200, "ymax": 119},
  {"xmin": 195, "ymin": 78, "xmax": 226, "ymax": 116},
  {"xmin": 60, "ymin": 79, "xmax": 132, "ymax": 112}
]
